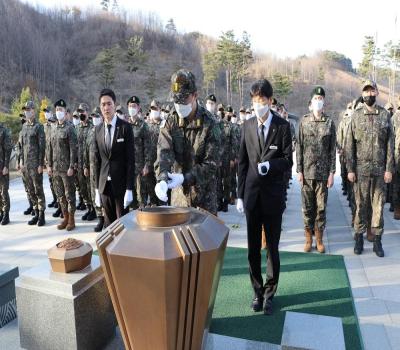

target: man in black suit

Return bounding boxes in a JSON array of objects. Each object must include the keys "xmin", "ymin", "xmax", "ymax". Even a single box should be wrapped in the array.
[
  {"xmin": 237, "ymin": 79, "xmax": 293, "ymax": 315},
  {"xmin": 93, "ymin": 89, "xmax": 135, "ymax": 228}
]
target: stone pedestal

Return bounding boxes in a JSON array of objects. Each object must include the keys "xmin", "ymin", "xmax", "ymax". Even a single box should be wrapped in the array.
[
  {"xmin": 16, "ymin": 256, "xmax": 116, "ymax": 350},
  {"xmin": 0, "ymin": 264, "xmax": 19, "ymax": 328}
]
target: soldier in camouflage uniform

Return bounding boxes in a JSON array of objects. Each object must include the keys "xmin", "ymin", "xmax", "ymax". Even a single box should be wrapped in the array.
[
  {"xmin": 346, "ymin": 80, "xmax": 394, "ymax": 257},
  {"xmin": 126, "ymin": 95, "xmax": 152, "ymax": 208},
  {"xmin": 205, "ymin": 96, "xmax": 226, "ymax": 211},
  {"xmin": 19, "ymin": 101, "xmax": 46, "ymax": 226},
  {"xmin": 76, "ymin": 103, "xmax": 96, "ymax": 221},
  {"xmin": 47, "ymin": 99, "xmax": 78, "ymax": 231},
  {"xmin": 85, "ymin": 108, "xmax": 105, "ymax": 232},
  {"xmin": 392, "ymin": 97, "xmax": 400, "ymax": 220},
  {"xmin": 146, "ymin": 100, "xmax": 164, "ymax": 206},
  {"xmin": 43, "ymin": 107, "xmax": 58, "ymax": 209},
  {"xmin": 0, "ymin": 120, "xmax": 12, "ymax": 225},
  {"xmin": 16, "ymin": 114, "xmax": 35, "ymax": 216},
  {"xmin": 228, "ymin": 108, "xmax": 241, "ymax": 204},
  {"xmin": 154, "ymin": 69, "xmax": 221, "ymax": 215},
  {"xmin": 297, "ymin": 87, "xmax": 336, "ymax": 253}
]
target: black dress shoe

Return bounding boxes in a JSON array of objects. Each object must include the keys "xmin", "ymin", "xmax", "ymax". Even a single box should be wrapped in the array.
[
  {"xmin": 263, "ymin": 299, "xmax": 273, "ymax": 315},
  {"xmin": 251, "ymin": 296, "xmax": 264, "ymax": 312}
]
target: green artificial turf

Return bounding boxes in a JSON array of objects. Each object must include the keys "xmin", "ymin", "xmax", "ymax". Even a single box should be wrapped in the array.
[{"xmin": 210, "ymin": 247, "xmax": 363, "ymax": 349}]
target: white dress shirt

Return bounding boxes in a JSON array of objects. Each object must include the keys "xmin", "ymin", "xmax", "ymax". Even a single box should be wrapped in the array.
[{"xmin": 257, "ymin": 111, "xmax": 273, "ymax": 142}]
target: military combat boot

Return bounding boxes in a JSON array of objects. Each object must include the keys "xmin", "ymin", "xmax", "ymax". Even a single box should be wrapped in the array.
[
  {"xmin": 315, "ymin": 228, "xmax": 325, "ymax": 253},
  {"xmin": 82, "ymin": 206, "xmax": 90, "ymax": 220},
  {"xmin": 28, "ymin": 210, "xmax": 39, "ymax": 225},
  {"xmin": 52, "ymin": 207, "xmax": 62, "ymax": 218},
  {"xmin": 304, "ymin": 228, "xmax": 313, "ymax": 252},
  {"xmin": 373, "ymin": 235, "xmax": 384, "ymax": 258},
  {"xmin": 37, "ymin": 211, "xmax": 45, "ymax": 227},
  {"xmin": 57, "ymin": 212, "xmax": 69, "ymax": 230},
  {"xmin": 94, "ymin": 216, "xmax": 104, "ymax": 232},
  {"xmin": 354, "ymin": 233, "xmax": 364, "ymax": 255},
  {"xmin": 1, "ymin": 212, "xmax": 9, "ymax": 225},
  {"xmin": 86, "ymin": 206, "xmax": 97, "ymax": 221},
  {"xmin": 24, "ymin": 201, "xmax": 33, "ymax": 215},
  {"xmin": 66, "ymin": 212, "xmax": 75, "ymax": 231},
  {"xmin": 0, "ymin": 211, "xmax": 3, "ymax": 223}
]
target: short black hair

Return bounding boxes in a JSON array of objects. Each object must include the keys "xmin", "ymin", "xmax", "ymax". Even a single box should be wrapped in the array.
[
  {"xmin": 99, "ymin": 88, "xmax": 116, "ymax": 103},
  {"xmin": 272, "ymin": 98, "xmax": 278, "ymax": 105},
  {"xmin": 250, "ymin": 79, "xmax": 273, "ymax": 99}
]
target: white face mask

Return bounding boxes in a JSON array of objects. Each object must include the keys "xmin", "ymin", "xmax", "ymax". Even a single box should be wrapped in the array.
[
  {"xmin": 231, "ymin": 117, "xmax": 237, "ymax": 124},
  {"xmin": 245, "ymin": 113, "xmax": 252, "ymax": 120},
  {"xmin": 311, "ymin": 99, "xmax": 324, "ymax": 112},
  {"xmin": 56, "ymin": 111, "xmax": 65, "ymax": 121},
  {"xmin": 73, "ymin": 118, "xmax": 80, "ymax": 126},
  {"xmin": 150, "ymin": 110, "xmax": 161, "ymax": 120},
  {"xmin": 44, "ymin": 112, "xmax": 51, "ymax": 120},
  {"xmin": 92, "ymin": 117, "xmax": 101, "ymax": 126},
  {"xmin": 174, "ymin": 102, "xmax": 192, "ymax": 119},
  {"xmin": 253, "ymin": 102, "xmax": 270, "ymax": 119},
  {"xmin": 239, "ymin": 113, "xmax": 246, "ymax": 121},
  {"xmin": 25, "ymin": 110, "xmax": 34, "ymax": 120},
  {"xmin": 128, "ymin": 107, "xmax": 138, "ymax": 117},
  {"xmin": 117, "ymin": 113, "xmax": 124, "ymax": 120},
  {"xmin": 206, "ymin": 102, "xmax": 216, "ymax": 114}
]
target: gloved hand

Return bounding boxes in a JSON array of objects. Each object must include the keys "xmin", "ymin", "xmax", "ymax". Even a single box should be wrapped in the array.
[
  {"xmin": 167, "ymin": 172, "xmax": 184, "ymax": 189},
  {"xmin": 257, "ymin": 161, "xmax": 270, "ymax": 176},
  {"xmin": 155, "ymin": 181, "xmax": 168, "ymax": 202},
  {"xmin": 95, "ymin": 189, "xmax": 101, "ymax": 207},
  {"xmin": 236, "ymin": 198, "xmax": 244, "ymax": 214},
  {"xmin": 124, "ymin": 190, "xmax": 133, "ymax": 208}
]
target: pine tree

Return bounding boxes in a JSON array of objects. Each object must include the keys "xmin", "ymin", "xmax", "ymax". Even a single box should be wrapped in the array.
[
  {"xmin": 359, "ymin": 36, "xmax": 376, "ymax": 78},
  {"xmin": 272, "ymin": 73, "xmax": 292, "ymax": 102},
  {"xmin": 125, "ymin": 36, "xmax": 147, "ymax": 91},
  {"xmin": 39, "ymin": 98, "xmax": 52, "ymax": 124},
  {"xmin": 94, "ymin": 48, "xmax": 116, "ymax": 88},
  {"xmin": 11, "ymin": 87, "xmax": 32, "ymax": 116}
]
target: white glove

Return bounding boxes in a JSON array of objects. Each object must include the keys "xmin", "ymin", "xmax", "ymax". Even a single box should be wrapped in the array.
[
  {"xmin": 258, "ymin": 161, "xmax": 270, "ymax": 176},
  {"xmin": 155, "ymin": 181, "xmax": 168, "ymax": 202},
  {"xmin": 124, "ymin": 190, "xmax": 133, "ymax": 208},
  {"xmin": 236, "ymin": 198, "xmax": 244, "ymax": 214},
  {"xmin": 167, "ymin": 172, "xmax": 184, "ymax": 189},
  {"xmin": 95, "ymin": 189, "xmax": 101, "ymax": 207}
]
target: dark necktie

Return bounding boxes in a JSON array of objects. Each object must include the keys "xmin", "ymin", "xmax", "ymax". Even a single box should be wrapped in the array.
[
  {"xmin": 258, "ymin": 124, "xmax": 265, "ymax": 152},
  {"xmin": 106, "ymin": 124, "xmax": 112, "ymax": 153}
]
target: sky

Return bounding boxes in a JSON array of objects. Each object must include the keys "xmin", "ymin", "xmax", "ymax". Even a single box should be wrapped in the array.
[{"xmin": 22, "ymin": 0, "xmax": 400, "ymax": 67}]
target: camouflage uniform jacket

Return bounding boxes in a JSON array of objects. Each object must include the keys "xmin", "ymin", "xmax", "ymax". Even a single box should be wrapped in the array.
[
  {"xmin": 296, "ymin": 113, "xmax": 336, "ymax": 180},
  {"xmin": 0, "ymin": 123, "xmax": 12, "ymax": 170},
  {"xmin": 47, "ymin": 121, "xmax": 78, "ymax": 172},
  {"xmin": 155, "ymin": 104, "xmax": 221, "ymax": 190},
  {"xmin": 19, "ymin": 119, "xmax": 46, "ymax": 169},
  {"xmin": 130, "ymin": 118, "xmax": 151, "ymax": 176},
  {"xmin": 345, "ymin": 104, "xmax": 394, "ymax": 177},
  {"xmin": 77, "ymin": 121, "xmax": 92, "ymax": 168}
]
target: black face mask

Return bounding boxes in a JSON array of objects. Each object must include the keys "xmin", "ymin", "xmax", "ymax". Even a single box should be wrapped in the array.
[
  {"xmin": 363, "ymin": 95, "xmax": 376, "ymax": 107},
  {"xmin": 79, "ymin": 113, "xmax": 86, "ymax": 121}
]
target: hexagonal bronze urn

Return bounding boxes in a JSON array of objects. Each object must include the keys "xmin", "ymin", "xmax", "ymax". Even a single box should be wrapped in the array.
[
  {"xmin": 96, "ymin": 207, "xmax": 229, "ymax": 350},
  {"xmin": 48, "ymin": 238, "xmax": 93, "ymax": 273}
]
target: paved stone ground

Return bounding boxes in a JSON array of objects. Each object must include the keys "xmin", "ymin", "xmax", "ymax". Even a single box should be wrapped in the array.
[{"xmin": 1, "ymin": 155, "xmax": 400, "ymax": 349}]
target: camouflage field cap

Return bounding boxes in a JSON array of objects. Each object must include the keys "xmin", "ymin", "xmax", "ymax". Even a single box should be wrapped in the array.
[
  {"xmin": 362, "ymin": 79, "xmax": 377, "ymax": 91},
  {"xmin": 170, "ymin": 69, "xmax": 197, "ymax": 104},
  {"xmin": 22, "ymin": 100, "xmax": 35, "ymax": 110},
  {"xmin": 77, "ymin": 103, "xmax": 89, "ymax": 113},
  {"xmin": 150, "ymin": 100, "xmax": 160, "ymax": 109}
]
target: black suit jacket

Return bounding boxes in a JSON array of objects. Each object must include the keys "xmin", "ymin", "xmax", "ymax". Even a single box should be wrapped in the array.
[
  {"xmin": 93, "ymin": 117, "xmax": 135, "ymax": 197},
  {"xmin": 238, "ymin": 112, "xmax": 293, "ymax": 213}
]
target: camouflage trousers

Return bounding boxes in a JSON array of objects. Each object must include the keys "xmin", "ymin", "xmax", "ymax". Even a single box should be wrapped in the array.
[
  {"xmin": 77, "ymin": 169, "xmax": 91, "ymax": 205},
  {"xmin": 22, "ymin": 168, "xmax": 46, "ymax": 211},
  {"xmin": 89, "ymin": 165, "xmax": 103, "ymax": 217},
  {"xmin": 21, "ymin": 169, "xmax": 32, "ymax": 204},
  {"xmin": 230, "ymin": 163, "xmax": 238, "ymax": 199},
  {"xmin": 340, "ymin": 154, "xmax": 348, "ymax": 192},
  {"xmin": 0, "ymin": 174, "xmax": 10, "ymax": 212},
  {"xmin": 53, "ymin": 171, "xmax": 76, "ymax": 214},
  {"xmin": 171, "ymin": 180, "xmax": 218, "ymax": 216},
  {"xmin": 49, "ymin": 174, "xmax": 57, "ymax": 200},
  {"xmin": 301, "ymin": 178, "xmax": 328, "ymax": 231},
  {"xmin": 217, "ymin": 163, "xmax": 231, "ymax": 203},
  {"xmin": 354, "ymin": 175, "xmax": 385, "ymax": 236}
]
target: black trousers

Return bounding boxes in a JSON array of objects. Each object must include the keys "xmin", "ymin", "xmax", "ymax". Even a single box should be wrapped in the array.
[
  {"xmin": 246, "ymin": 198, "xmax": 283, "ymax": 301},
  {"xmin": 101, "ymin": 181, "xmax": 126, "ymax": 228}
]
